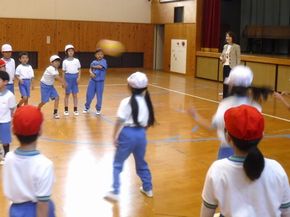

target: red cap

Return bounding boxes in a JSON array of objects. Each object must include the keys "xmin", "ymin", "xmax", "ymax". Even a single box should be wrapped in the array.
[
  {"xmin": 13, "ymin": 105, "xmax": 43, "ymax": 136},
  {"xmin": 0, "ymin": 59, "xmax": 6, "ymax": 67},
  {"xmin": 224, "ymin": 105, "xmax": 264, "ymax": 141}
]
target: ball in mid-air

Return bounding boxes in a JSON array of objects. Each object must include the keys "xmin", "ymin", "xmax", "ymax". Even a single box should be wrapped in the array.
[{"xmin": 97, "ymin": 39, "xmax": 125, "ymax": 57}]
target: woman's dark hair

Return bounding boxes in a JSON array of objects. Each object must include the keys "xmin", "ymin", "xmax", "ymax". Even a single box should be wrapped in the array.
[
  {"xmin": 230, "ymin": 134, "xmax": 264, "ymax": 181},
  {"xmin": 226, "ymin": 31, "xmax": 236, "ymax": 43},
  {"xmin": 16, "ymin": 134, "xmax": 39, "ymax": 145},
  {"xmin": 228, "ymin": 85, "xmax": 273, "ymax": 102},
  {"xmin": 129, "ymin": 87, "xmax": 155, "ymax": 127}
]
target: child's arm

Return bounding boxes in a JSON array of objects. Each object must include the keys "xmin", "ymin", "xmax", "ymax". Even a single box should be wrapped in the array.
[
  {"xmin": 200, "ymin": 203, "xmax": 216, "ymax": 217},
  {"xmin": 112, "ymin": 118, "xmax": 124, "ymax": 147},
  {"xmin": 77, "ymin": 68, "xmax": 81, "ymax": 83},
  {"xmin": 274, "ymin": 92, "xmax": 290, "ymax": 110},
  {"xmin": 188, "ymin": 107, "xmax": 213, "ymax": 130},
  {"xmin": 55, "ymin": 75, "xmax": 66, "ymax": 88},
  {"xmin": 31, "ymin": 78, "xmax": 35, "ymax": 90},
  {"xmin": 37, "ymin": 201, "xmax": 49, "ymax": 217},
  {"xmin": 89, "ymin": 68, "xmax": 96, "ymax": 78},
  {"xmin": 15, "ymin": 75, "xmax": 23, "ymax": 84}
]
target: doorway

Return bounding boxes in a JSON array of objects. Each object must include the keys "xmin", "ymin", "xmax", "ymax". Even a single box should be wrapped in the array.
[{"xmin": 153, "ymin": 24, "xmax": 165, "ymax": 71}]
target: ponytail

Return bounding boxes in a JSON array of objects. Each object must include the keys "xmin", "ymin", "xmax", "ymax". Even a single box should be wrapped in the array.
[
  {"xmin": 229, "ymin": 85, "xmax": 273, "ymax": 102},
  {"xmin": 129, "ymin": 87, "xmax": 156, "ymax": 127},
  {"xmin": 230, "ymin": 135, "xmax": 264, "ymax": 181}
]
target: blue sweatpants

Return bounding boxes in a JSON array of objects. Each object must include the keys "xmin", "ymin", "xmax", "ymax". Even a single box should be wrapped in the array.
[
  {"xmin": 9, "ymin": 200, "xmax": 55, "ymax": 217},
  {"xmin": 113, "ymin": 127, "xmax": 152, "ymax": 194},
  {"xmin": 217, "ymin": 146, "xmax": 234, "ymax": 159},
  {"xmin": 6, "ymin": 84, "xmax": 14, "ymax": 94},
  {"xmin": 85, "ymin": 79, "xmax": 104, "ymax": 111}
]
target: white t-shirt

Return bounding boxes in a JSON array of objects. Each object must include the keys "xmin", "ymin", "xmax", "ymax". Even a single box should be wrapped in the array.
[
  {"xmin": 0, "ymin": 89, "xmax": 16, "ymax": 123},
  {"xmin": 15, "ymin": 64, "xmax": 34, "ymax": 79},
  {"xmin": 3, "ymin": 149, "xmax": 54, "ymax": 203},
  {"xmin": 2, "ymin": 58, "xmax": 15, "ymax": 84},
  {"xmin": 117, "ymin": 95, "xmax": 149, "ymax": 127},
  {"xmin": 212, "ymin": 96, "xmax": 261, "ymax": 147},
  {"xmin": 62, "ymin": 58, "xmax": 81, "ymax": 74},
  {"xmin": 40, "ymin": 66, "xmax": 59, "ymax": 85},
  {"xmin": 224, "ymin": 45, "xmax": 232, "ymax": 66},
  {"xmin": 202, "ymin": 156, "xmax": 290, "ymax": 217}
]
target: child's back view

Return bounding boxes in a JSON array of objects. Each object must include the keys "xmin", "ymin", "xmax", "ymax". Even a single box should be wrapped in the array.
[{"xmin": 3, "ymin": 105, "xmax": 55, "ymax": 217}]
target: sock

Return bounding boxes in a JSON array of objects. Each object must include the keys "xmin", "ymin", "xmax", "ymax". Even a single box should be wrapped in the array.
[
  {"xmin": 65, "ymin": 106, "xmax": 68, "ymax": 112},
  {"xmin": 74, "ymin": 107, "xmax": 77, "ymax": 112},
  {"xmin": 3, "ymin": 144, "xmax": 10, "ymax": 157},
  {"xmin": 53, "ymin": 109, "xmax": 58, "ymax": 114}
]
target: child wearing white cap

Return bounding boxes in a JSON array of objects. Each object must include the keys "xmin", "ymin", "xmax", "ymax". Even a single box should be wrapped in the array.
[
  {"xmin": 62, "ymin": 44, "xmax": 81, "ymax": 116},
  {"xmin": 1, "ymin": 44, "xmax": 16, "ymax": 94},
  {"xmin": 38, "ymin": 55, "xmax": 66, "ymax": 119},
  {"xmin": 105, "ymin": 71, "xmax": 156, "ymax": 202},
  {"xmin": 189, "ymin": 65, "xmax": 273, "ymax": 159}
]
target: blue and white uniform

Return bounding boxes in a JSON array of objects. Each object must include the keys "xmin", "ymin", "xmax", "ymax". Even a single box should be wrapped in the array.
[
  {"xmin": 15, "ymin": 64, "xmax": 34, "ymax": 97},
  {"xmin": 3, "ymin": 149, "xmax": 55, "ymax": 217},
  {"xmin": 112, "ymin": 94, "xmax": 152, "ymax": 194},
  {"xmin": 40, "ymin": 66, "xmax": 59, "ymax": 103},
  {"xmin": 62, "ymin": 58, "xmax": 81, "ymax": 94},
  {"xmin": 84, "ymin": 58, "xmax": 107, "ymax": 111},
  {"xmin": 0, "ymin": 89, "xmax": 16, "ymax": 144},
  {"xmin": 1, "ymin": 58, "xmax": 15, "ymax": 93}
]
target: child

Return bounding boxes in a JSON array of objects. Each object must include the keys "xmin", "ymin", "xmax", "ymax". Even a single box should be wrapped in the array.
[
  {"xmin": 105, "ymin": 72, "xmax": 155, "ymax": 202},
  {"xmin": 0, "ymin": 71, "xmax": 16, "ymax": 165},
  {"xmin": 62, "ymin": 44, "xmax": 81, "ymax": 116},
  {"xmin": 3, "ymin": 105, "xmax": 56, "ymax": 217},
  {"xmin": 188, "ymin": 65, "xmax": 272, "ymax": 159},
  {"xmin": 200, "ymin": 105, "xmax": 290, "ymax": 217},
  {"xmin": 1, "ymin": 44, "xmax": 15, "ymax": 94},
  {"xmin": 83, "ymin": 48, "xmax": 107, "ymax": 115},
  {"xmin": 38, "ymin": 55, "xmax": 66, "ymax": 119},
  {"xmin": 15, "ymin": 52, "xmax": 34, "ymax": 107}
]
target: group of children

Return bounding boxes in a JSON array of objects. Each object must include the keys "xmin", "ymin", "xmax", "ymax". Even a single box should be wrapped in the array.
[{"xmin": 0, "ymin": 42, "xmax": 290, "ymax": 216}]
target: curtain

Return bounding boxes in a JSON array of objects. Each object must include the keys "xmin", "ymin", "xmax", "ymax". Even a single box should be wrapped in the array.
[{"xmin": 201, "ymin": 0, "xmax": 221, "ymax": 52}]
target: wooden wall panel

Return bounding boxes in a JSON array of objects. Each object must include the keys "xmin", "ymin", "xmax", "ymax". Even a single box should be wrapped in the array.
[
  {"xmin": 277, "ymin": 65, "xmax": 290, "ymax": 92},
  {"xmin": 196, "ymin": 57, "xmax": 218, "ymax": 80},
  {"xmin": 151, "ymin": 0, "xmax": 196, "ymax": 24},
  {"xmin": 164, "ymin": 23, "xmax": 196, "ymax": 75},
  {"xmin": 0, "ymin": 18, "xmax": 154, "ymax": 69}
]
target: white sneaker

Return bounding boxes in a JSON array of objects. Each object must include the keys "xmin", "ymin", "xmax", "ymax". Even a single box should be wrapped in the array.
[
  {"xmin": 64, "ymin": 111, "xmax": 69, "ymax": 116},
  {"xmin": 96, "ymin": 110, "xmax": 101, "ymax": 115},
  {"xmin": 53, "ymin": 113, "xmax": 60, "ymax": 119},
  {"xmin": 104, "ymin": 191, "xmax": 119, "ymax": 202},
  {"xmin": 83, "ymin": 108, "xmax": 89, "ymax": 114},
  {"xmin": 73, "ymin": 111, "xmax": 79, "ymax": 116},
  {"xmin": 140, "ymin": 186, "xmax": 153, "ymax": 197}
]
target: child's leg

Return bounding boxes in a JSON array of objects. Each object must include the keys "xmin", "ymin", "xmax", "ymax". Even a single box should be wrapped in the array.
[
  {"xmin": 85, "ymin": 79, "xmax": 96, "ymax": 110},
  {"xmin": 71, "ymin": 74, "xmax": 79, "ymax": 112},
  {"xmin": 0, "ymin": 122, "xmax": 12, "ymax": 158},
  {"xmin": 112, "ymin": 128, "xmax": 134, "ymax": 194},
  {"xmin": 132, "ymin": 129, "xmax": 152, "ymax": 192},
  {"xmin": 54, "ymin": 97, "xmax": 59, "ymax": 114},
  {"xmin": 73, "ymin": 93, "xmax": 78, "ymax": 111},
  {"xmin": 95, "ymin": 81, "xmax": 104, "ymax": 111},
  {"xmin": 3, "ymin": 144, "xmax": 10, "ymax": 157},
  {"xmin": 38, "ymin": 102, "xmax": 46, "ymax": 109},
  {"xmin": 64, "ymin": 74, "xmax": 71, "ymax": 112},
  {"xmin": 64, "ymin": 94, "xmax": 69, "ymax": 112}
]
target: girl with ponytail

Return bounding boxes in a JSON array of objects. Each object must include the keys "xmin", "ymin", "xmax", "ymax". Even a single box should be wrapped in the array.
[
  {"xmin": 105, "ymin": 72, "xmax": 155, "ymax": 202},
  {"xmin": 200, "ymin": 105, "xmax": 290, "ymax": 217}
]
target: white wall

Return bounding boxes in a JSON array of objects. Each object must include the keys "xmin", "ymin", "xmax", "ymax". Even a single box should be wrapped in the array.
[{"xmin": 0, "ymin": 0, "xmax": 151, "ymax": 23}]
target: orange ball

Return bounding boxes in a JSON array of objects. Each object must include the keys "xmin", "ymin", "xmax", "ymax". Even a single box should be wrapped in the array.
[{"xmin": 97, "ymin": 39, "xmax": 125, "ymax": 57}]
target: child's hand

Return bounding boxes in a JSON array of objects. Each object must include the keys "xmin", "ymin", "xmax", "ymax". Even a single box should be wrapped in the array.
[
  {"xmin": 77, "ymin": 77, "xmax": 80, "ymax": 84},
  {"xmin": 19, "ymin": 79, "xmax": 23, "ymax": 84},
  {"xmin": 95, "ymin": 65, "xmax": 103, "ymax": 69},
  {"xmin": 31, "ymin": 85, "xmax": 35, "ymax": 90},
  {"xmin": 90, "ymin": 72, "xmax": 96, "ymax": 78},
  {"xmin": 273, "ymin": 92, "xmax": 283, "ymax": 100},
  {"xmin": 62, "ymin": 82, "xmax": 67, "ymax": 88}
]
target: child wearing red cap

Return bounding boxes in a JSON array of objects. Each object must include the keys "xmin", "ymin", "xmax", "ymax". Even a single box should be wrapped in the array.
[
  {"xmin": 3, "ymin": 105, "xmax": 55, "ymax": 217},
  {"xmin": 0, "ymin": 71, "xmax": 16, "ymax": 164},
  {"xmin": 200, "ymin": 105, "xmax": 290, "ymax": 217},
  {"xmin": 0, "ymin": 59, "xmax": 6, "ymax": 70}
]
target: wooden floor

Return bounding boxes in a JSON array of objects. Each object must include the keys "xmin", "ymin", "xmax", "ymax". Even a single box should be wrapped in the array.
[{"xmin": 0, "ymin": 68, "xmax": 289, "ymax": 217}]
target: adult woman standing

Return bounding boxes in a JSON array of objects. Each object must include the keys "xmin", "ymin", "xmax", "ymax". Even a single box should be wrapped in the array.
[{"xmin": 220, "ymin": 31, "xmax": 241, "ymax": 98}]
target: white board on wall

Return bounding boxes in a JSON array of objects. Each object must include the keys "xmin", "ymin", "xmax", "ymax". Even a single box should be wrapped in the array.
[{"xmin": 170, "ymin": 39, "xmax": 187, "ymax": 74}]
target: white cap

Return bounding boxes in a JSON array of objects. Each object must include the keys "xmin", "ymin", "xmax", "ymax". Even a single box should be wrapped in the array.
[
  {"xmin": 1, "ymin": 44, "xmax": 12, "ymax": 52},
  {"xmin": 127, "ymin": 72, "xmax": 148, "ymax": 89},
  {"xmin": 50, "ymin": 55, "xmax": 61, "ymax": 63},
  {"xmin": 65, "ymin": 44, "xmax": 74, "ymax": 52},
  {"xmin": 224, "ymin": 65, "xmax": 253, "ymax": 87}
]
